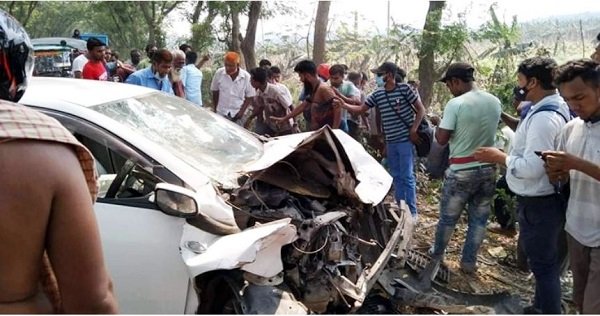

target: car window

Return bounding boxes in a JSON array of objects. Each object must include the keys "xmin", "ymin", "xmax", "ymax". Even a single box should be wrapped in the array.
[
  {"xmin": 35, "ymin": 109, "xmax": 186, "ymax": 207},
  {"xmin": 91, "ymin": 92, "xmax": 264, "ymax": 188}
]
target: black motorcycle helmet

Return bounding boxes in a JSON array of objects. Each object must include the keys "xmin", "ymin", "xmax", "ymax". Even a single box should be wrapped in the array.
[{"xmin": 0, "ymin": 10, "xmax": 33, "ymax": 102}]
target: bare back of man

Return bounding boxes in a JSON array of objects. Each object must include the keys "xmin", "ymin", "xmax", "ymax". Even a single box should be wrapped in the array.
[
  {"xmin": 0, "ymin": 140, "xmax": 117, "ymax": 313},
  {"xmin": 310, "ymin": 83, "xmax": 340, "ymax": 130}
]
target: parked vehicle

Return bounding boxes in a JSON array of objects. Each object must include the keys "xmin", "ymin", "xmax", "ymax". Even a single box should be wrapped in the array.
[
  {"xmin": 20, "ymin": 77, "xmax": 411, "ymax": 314},
  {"xmin": 31, "ymin": 37, "xmax": 87, "ymax": 77}
]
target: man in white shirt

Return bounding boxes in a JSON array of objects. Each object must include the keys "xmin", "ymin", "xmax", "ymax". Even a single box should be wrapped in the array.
[
  {"xmin": 475, "ymin": 57, "xmax": 571, "ymax": 314},
  {"xmin": 71, "ymin": 50, "xmax": 88, "ymax": 79},
  {"xmin": 210, "ymin": 51, "xmax": 255, "ymax": 124},
  {"xmin": 246, "ymin": 67, "xmax": 295, "ymax": 136},
  {"xmin": 544, "ymin": 58, "xmax": 600, "ymax": 314}
]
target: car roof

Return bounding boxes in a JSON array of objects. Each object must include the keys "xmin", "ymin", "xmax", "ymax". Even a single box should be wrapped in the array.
[
  {"xmin": 33, "ymin": 45, "xmax": 71, "ymax": 51},
  {"xmin": 24, "ymin": 77, "xmax": 157, "ymax": 108},
  {"xmin": 31, "ymin": 37, "xmax": 87, "ymax": 51}
]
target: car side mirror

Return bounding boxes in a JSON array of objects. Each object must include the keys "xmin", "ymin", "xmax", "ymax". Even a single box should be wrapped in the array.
[{"xmin": 152, "ymin": 183, "xmax": 199, "ymax": 218}]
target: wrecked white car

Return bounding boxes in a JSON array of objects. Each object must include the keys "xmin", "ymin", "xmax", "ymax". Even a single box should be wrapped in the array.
[{"xmin": 20, "ymin": 78, "xmax": 413, "ymax": 314}]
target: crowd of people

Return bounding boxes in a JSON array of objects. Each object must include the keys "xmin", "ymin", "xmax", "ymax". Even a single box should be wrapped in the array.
[
  {"xmin": 70, "ymin": 37, "xmax": 209, "ymax": 107},
  {"xmin": 420, "ymin": 45, "xmax": 600, "ymax": 314},
  {"xmin": 2, "ymin": 8, "xmax": 600, "ymax": 314}
]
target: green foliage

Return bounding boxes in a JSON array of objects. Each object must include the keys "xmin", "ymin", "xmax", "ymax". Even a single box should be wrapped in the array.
[
  {"xmin": 191, "ymin": 22, "xmax": 216, "ymax": 53},
  {"xmin": 436, "ymin": 22, "xmax": 470, "ymax": 55},
  {"xmin": 87, "ymin": 2, "xmax": 148, "ymax": 55},
  {"xmin": 492, "ymin": 186, "xmax": 517, "ymax": 225},
  {"xmin": 469, "ymin": 4, "xmax": 533, "ymax": 111},
  {"xmin": 16, "ymin": 1, "xmax": 88, "ymax": 38},
  {"xmin": 326, "ymin": 22, "xmax": 420, "ymax": 75}
]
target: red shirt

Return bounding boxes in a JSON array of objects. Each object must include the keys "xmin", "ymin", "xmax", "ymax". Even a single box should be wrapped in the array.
[{"xmin": 82, "ymin": 60, "xmax": 108, "ymax": 81}]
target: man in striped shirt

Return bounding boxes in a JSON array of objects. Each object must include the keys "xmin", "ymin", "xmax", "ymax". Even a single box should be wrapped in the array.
[
  {"xmin": 544, "ymin": 59, "xmax": 600, "ymax": 314},
  {"xmin": 337, "ymin": 62, "xmax": 426, "ymax": 217}
]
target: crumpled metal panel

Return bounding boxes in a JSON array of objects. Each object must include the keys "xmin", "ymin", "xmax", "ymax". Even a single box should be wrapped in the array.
[
  {"xmin": 242, "ymin": 126, "xmax": 392, "ymax": 205},
  {"xmin": 180, "ymin": 219, "xmax": 297, "ymax": 278}
]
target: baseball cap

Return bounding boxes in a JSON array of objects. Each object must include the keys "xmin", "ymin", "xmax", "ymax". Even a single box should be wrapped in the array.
[
  {"xmin": 371, "ymin": 62, "xmax": 398, "ymax": 75},
  {"xmin": 439, "ymin": 62, "xmax": 475, "ymax": 82}
]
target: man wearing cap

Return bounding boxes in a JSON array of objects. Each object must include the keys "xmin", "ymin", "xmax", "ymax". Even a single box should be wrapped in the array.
[
  {"xmin": 423, "ymin": 62, "xmax": 502, "ymax": 277},
  {"xmin": 210, "ymin": 52, "xmax": 256, "ymax": 124},
  {"xmin": 337, "ymin": 61, "xmax": 425, "ymax": 218},
  {"xmin": 474, "ymin": 57, "xmax": 571, "ymax": 314}
]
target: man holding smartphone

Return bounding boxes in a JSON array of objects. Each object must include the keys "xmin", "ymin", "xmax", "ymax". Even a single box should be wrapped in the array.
[
  {"xmin": 474, "ymin": 57, "xmax": 571, "ymax": 314},
  {"xmin": 544, "ymin": 59, "xmax": 600, "ymax": 314}
]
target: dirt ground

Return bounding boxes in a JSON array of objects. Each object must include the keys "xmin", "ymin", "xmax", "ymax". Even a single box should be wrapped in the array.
[{"xmin": 409, "ymin": 171, "xmax": 576, "ymax": 314}]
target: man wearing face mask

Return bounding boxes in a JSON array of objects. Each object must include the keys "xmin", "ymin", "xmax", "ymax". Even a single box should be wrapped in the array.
[
  {"xmin": 336, "ymin": 62, "xmax": 425, "ymax": 218},
  {"xmin": 125, "ymin": 48, "xmax": 174, "ymax": 95},
  {"xmin": 210, "ymin": 52, "xmax": 256, "ymax": 124},
  {"xmin": 474, "ymin": 57, "xmax": 571, "ymax": 314}
]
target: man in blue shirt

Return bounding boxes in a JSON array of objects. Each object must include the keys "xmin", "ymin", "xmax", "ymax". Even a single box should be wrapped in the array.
[
  {"xmin": 182, "ymin": 51, "xmax": 204, "ymax": 106},
  {"xmin": 125, "ymin": 48, "xmax": 174, "ymax": 95}
]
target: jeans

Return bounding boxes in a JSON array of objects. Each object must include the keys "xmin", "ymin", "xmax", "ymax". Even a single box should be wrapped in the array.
[
  {"xmin": 339, "ymin": 119, "xmax": 349, "ymax": 133},
  {"xmin": 518, "ymin": 194, "xmax": 564, "ymax": 314},
  {"xmin": 432, "ymin": 166, "xmax": 496, "ymax": 268},
  {"xmin": 386, "ymin": 141, "xmax": 417, "ymax": 215}
]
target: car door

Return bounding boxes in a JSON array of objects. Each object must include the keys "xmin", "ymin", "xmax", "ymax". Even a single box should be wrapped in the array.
[{"xmin": 35, "ymin": 109, "xmax": 193, "ymax": 314}]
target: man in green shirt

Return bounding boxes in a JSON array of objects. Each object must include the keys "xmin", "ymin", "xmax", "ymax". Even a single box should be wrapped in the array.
[{"xmin": 427, "ymin": 62, "xmax": 502, "ymax": 275}]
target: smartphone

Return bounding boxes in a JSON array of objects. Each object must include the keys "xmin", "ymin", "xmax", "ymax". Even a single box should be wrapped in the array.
[{"xmin": 534, "ymin": 151, "xmax": 546, "ymax": 161}]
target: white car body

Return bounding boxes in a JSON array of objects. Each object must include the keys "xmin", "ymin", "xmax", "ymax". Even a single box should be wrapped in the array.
[{"xmin": 20, "ymin": 78, "xmax": 395, "ymax": 314}]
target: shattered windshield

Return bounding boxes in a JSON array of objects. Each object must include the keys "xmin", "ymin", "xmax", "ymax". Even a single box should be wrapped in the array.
[{"xmin": 91, "ymin": 92, "xmax": 263, "ymax": 187}]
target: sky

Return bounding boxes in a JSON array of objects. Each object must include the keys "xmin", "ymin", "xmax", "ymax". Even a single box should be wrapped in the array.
[{"xmin": 167, "ymin": 0, "xmax": 600, "ymax": 46}]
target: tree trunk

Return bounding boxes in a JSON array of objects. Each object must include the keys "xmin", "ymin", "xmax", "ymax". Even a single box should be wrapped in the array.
[
  {"xmin": 6, "ymin": 1, "xmax": 38, "ymax": 28},
  {"xmin": 230, "ymin": 4, "xmax": 241, "ymax": 54},
  {"xmin": 191, "ymin": 1, "xmax": 204, "ymax": 24},
  {"xmin": 240, "ymin": 1, "xmax": 262, "ymax": 70},
  {"xmin": 312, "ymin": 1, "xmax": 330, "ymax": 65},
  {"xmin": 417, "ymin": 1, "xmax": 445, "ymax": 109}
]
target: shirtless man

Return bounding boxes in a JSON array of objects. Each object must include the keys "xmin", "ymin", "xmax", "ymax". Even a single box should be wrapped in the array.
[
  {"xmin": 0, "ymin": 11, "xmax": 117, "ymax": 314},
  {"xmin": 272, "ymin": 60, "xmax": 340, "ymax": 130}
]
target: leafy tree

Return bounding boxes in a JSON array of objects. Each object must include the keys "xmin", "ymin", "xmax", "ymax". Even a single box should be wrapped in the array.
[
  {"xmin": 472, "ymin": 4, "xmax": 532, "ymax": 109},
  {"xmin": 0, "ymin": 1, "xmax": 38, "ymax": 28},
  {"xmin": 137, "ymin": 1, "xmax": 184, "ymax": 47},
  {"xmin": 326, "ymin": 21, "xmax": 418, "ymax": 75},
  {"xmin": 22, "ymin": 2, "xmax": 89, "ymax": 38},
  {"xmin": 87, "ymin": 2, "xmax": 149, "ymax": 55}
]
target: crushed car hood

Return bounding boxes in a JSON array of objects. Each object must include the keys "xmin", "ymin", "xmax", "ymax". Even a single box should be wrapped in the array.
[{"xmin": 243, "ymin": 126, "xmax": 392, "ymax": 205}]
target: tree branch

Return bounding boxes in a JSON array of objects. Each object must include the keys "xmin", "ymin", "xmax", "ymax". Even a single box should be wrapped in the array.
[
  {"xmin": 191, "ymin": 1, "xmax": 204, "ymax": 24},
  {"xmin": 163, "ymin": 1, "xmax": 183, "ymax": 16}
]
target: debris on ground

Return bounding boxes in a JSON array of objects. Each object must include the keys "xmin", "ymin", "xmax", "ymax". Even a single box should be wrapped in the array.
[{"xmin": 404, "ymin": 170, "xmax": 576, "ymax": 314}]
